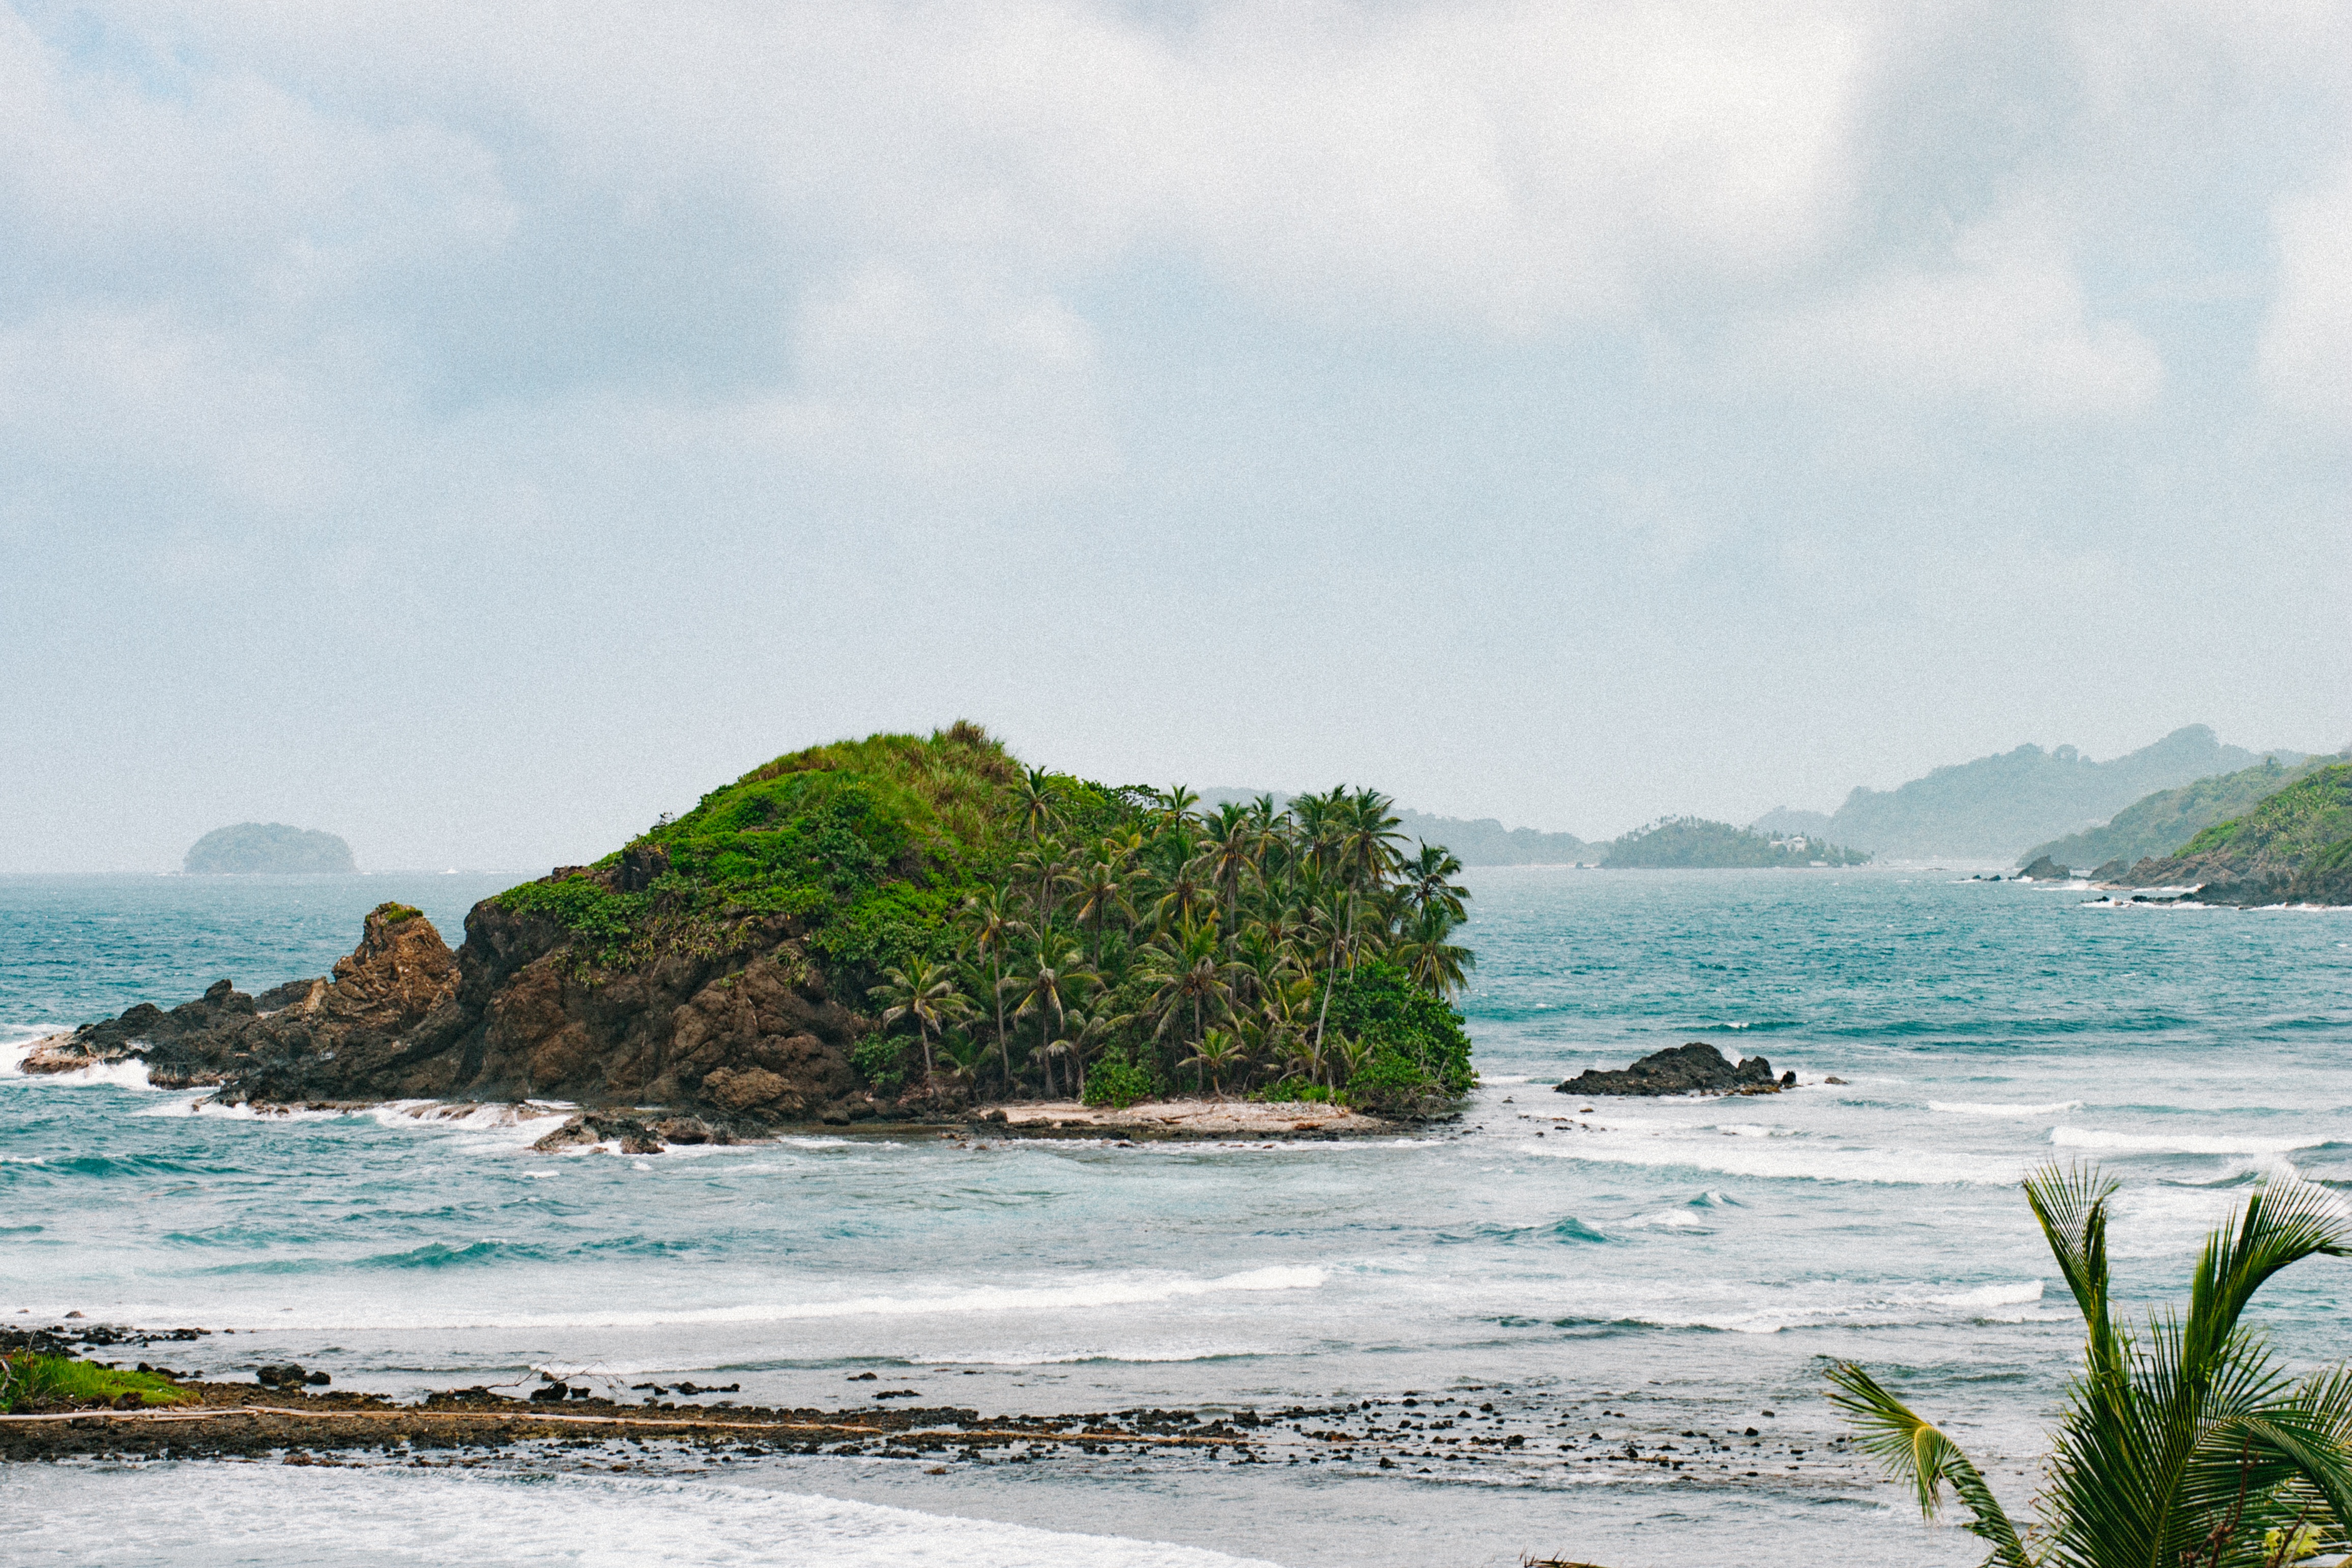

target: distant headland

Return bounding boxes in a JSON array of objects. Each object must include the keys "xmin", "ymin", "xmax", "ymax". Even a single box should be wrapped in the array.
[{"xmin": 183, "ymin": 823, "xmax": 357, "ymax": 875}]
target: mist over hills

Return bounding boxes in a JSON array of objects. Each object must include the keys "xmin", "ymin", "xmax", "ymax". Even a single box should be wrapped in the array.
[
  {"xmin": 2022, "ymin": 753, "xmax": 2344, "ymax": 872},
  {"xmin": 1754, "ymin": 726, "xmax": 2303, "ymax": 861},
  {"xmin": 1198, "ymin": 790, "xmax": 1592, "ymax": 865}
]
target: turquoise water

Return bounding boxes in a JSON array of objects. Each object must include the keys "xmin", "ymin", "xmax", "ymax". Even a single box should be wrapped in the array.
[{"xmin": 5, "ymin": 869, "xmax": 2349, "ymax": 1567}]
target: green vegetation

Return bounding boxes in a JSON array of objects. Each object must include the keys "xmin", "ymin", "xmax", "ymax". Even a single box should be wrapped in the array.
[
  {"xmin": 1602, "ymin": 817, "xmax": 1869, "ymax": 868},
  {"xmin": 1831, "ymin": 1165, "xmax": 2351, "ymax": 1568},
  {"xmin": 183, "ymin": 822, "xmax": 356, "ymax": 875},
  {"xmin": 2176, "ymin": 763, "xmax": 2352, "ymax": 874},
  {"xmin": 0, "ymin": 1351, "xmax": 193, "ymax": 1412},
  {"xmin": 2022, "ymin": 754, "xmax": 2336, "ymax": 872},
  {"xmin": 495, "ymin": 723, "xmax": 1477, "ymax": 1112},
  {"xmin": 378, "ymin": 903, "xmax": 424, "ymax": 925}
]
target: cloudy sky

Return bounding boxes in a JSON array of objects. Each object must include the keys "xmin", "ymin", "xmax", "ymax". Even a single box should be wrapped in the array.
[{"xmin": 4, "ymin": 0, "xmax": 2348, "ymax": 872}]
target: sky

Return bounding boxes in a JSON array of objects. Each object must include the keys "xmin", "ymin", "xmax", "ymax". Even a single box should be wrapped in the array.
[{"xmin": 3, "ymin": 0, "xmax": 2348, "ymax": 873}]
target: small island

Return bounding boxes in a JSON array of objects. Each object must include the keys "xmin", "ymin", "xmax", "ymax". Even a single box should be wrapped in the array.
[
  {"xmin": 183, "ymin": 823, "xmax": 356, "ymax": 875},
  {"xmin": 36, "ymin": 724, "xmax": 1477, "ymax": 1138},
  {"xmin": 1602, "ymin": 816, "xmax": 1870, "ymax": 868}
]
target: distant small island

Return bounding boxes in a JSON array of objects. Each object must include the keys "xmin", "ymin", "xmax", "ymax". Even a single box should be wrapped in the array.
[
  {"xmin": 1603, "ymin": 816, "xmax": 1869, "ymax": 868},
  {"xmin": 184, "ymin": 823, "xmax": 357, "ymax": 875}
]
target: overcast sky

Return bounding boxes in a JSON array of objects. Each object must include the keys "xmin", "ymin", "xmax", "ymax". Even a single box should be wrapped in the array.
[{"xmin": 4, "ymin": 1, "xmax": 2348, "ymax": 872}]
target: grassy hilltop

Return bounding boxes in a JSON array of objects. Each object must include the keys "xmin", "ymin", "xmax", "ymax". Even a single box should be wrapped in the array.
[
  {"xmin": 2021, "ymin": 753, "xmax": 2333, "ymax": 872},
  {"xmin": 497, "ymin": 723, "xmax": 1474, "ymax": 1114},
  {"xmin": 2115, "ymin": 760, "xmax": 2352, "ymax": 903}
]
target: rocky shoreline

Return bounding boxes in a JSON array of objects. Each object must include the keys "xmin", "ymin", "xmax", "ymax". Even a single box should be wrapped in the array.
[
  {"xmin": 16, "ymin": 897, "xmax": 1442, "ymax": 1142},
  {"xmin": 3, "ymin": 1329, "xmax": 1852, "ymax": 1497}
]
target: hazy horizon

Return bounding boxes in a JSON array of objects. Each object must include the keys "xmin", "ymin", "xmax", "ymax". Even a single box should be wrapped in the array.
[
  {"xmin": 5, "ymin": 3, "xmax": 2348, "ymax": 874},
  {"xmin": 6, "ymin": 719, "xmax": 2334, "ymax": 875}
]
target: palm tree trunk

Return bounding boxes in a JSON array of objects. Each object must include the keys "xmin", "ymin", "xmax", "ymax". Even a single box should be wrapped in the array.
[{"xmin": 993, "ymin": 960, "xmax": 1010, "ymax": 1089}]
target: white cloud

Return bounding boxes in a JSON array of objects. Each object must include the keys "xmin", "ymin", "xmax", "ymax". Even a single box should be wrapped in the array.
[
  {"xmin": 1747, "ymin": 209, "xmax": 2163, "ymax": 417},
  {"xmin": 2260, "ymin": 159, "xmax": 2352, "ymax": 426}
]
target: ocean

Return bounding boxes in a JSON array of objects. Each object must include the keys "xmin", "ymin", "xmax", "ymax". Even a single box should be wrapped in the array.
[{"xmin": 5, "ymin": 867, "xmax": 2349, "ymax": 1567}]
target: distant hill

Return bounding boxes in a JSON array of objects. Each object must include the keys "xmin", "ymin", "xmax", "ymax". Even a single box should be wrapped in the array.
[
  {"xmin": 184, "ymin": 823, "xmax": 357, "ymax": 875},
  {"xmin": 1818, "ymin": 725, "xmax": 2299, "ymax": 860},
  {"xmin": 1198, "ymin": 790, "xmax": 1591, "ymax": 865},
  {"xmin": 2115, "ymin": 762, "xmax": 2352, "ymax": 903},
  {"xmin": 1603, "ymin": 817, "xmax": 1869, "ymax": 868},
  {"xmin": 1392, "ymin": 808, "xmax": 1590, "ymax": 865},
  {"xmin": 2023, "ymin": 753, "xmax": 2343, "ymax": 873}
]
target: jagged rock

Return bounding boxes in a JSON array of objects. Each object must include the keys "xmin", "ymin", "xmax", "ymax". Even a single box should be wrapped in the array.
[
  {"xmin": 21, "ymin": 978, "xmax": 259, "ymax": 1075},
  {"xmin": 2089, "ymin": 858, "xmax": 2130, "ymax": 882},
  {"xmin": 2018, "ymin": 855, "xmax": 2076, "ymax": 881},
  {"xmin": 38, "ymin": 883, "xmax": 863, "ymax": 1125},
  {"xmin": 530, "ymin": 1113, "xmax": 666, "ymax": 1154},
  {"xmin": 1555, "ymin": 1041, "xmax": 1782, "ymax": 1097}
]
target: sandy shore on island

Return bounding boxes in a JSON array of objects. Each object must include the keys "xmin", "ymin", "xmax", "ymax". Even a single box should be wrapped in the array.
[{"xmin": 976, "ymin": 1098, "xmax": 1398, "ymax": 1139}]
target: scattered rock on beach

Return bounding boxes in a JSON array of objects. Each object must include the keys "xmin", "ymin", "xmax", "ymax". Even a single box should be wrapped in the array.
[{"xmin": 1554, "ymin": 1042, "xmax": 1784, "ymax": 1098}]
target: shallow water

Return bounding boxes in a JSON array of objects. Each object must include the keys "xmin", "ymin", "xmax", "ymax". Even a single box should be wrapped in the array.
[{"xmin": 5, "ymin": 868, "xmax": 2349, "ymax": 1567}]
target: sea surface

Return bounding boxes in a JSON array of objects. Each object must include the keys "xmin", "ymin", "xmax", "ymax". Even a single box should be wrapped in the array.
[{"xmin": 5, "ymin": 868, "xmax": 2350, "ymax": 1567}]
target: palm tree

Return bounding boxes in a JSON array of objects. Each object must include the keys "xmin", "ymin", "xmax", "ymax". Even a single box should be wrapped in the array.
[
  {"xmin": 963, "ymin": 888, "xmax": 1030, "ymax": 1087},
  {"xmin": 1332, "ymin": 1031, "xmax": 1376, "ymax": 1091},
  {"xmin": 1140, "ymin": 916, "xmax": 1239, "ymax": 1058},
  {"xmin": 1009, "ymin": 933, "xmax": 1100, "ymax": 1098},
  {"xmin": 868, "ymin": 957, "xmax": 971, "ymax": 1100},
  {"xmin": 1046, "ymin": 1005, "xmax": 1120, "ymax": 1102},
  {"xmin": 936, "ymin": 1030, "xmax": 990, "ymax": 1103},
  {"xmin": 1011, "ymin": 835, "xmax": 1073, "ymax": 927},
  {"xmin": 1828, "ymin": 1164, "xmax": 2352, "ymax": 1568},
  {"xmin": 1403, "ymin": 843, "xmax": 1468, "ymax": 924},
  {"xmin": 1012, "ymin": 766, "xmax": 1060, "ymax": 840},
  {"xmin": 1183, "ymin": 1027, "xmax": 1245, "ymax": 1098},
  {"xmin": 1150, "ymin": 861, "xmax": 1213, "ymax": 931},
  {"xmin": 1154, "ymin": 785, "xmax": 1200, "ymax": 829},
  {"xmin": 1396, "ymin": 903, "xmax": 1475, "ymax": 999},
  {"xmin": 1068, "ymin": 856, "xmax": 1132, "ymax": 970},
  {"xmin": 1197, "ymin": 807, "xmax": 1258, "ymax": 927}
]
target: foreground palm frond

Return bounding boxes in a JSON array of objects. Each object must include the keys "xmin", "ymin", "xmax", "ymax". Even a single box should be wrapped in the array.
[{"xmin": 1830, "ymin": 1163, "xmax": 2352, "ymax": 1568}]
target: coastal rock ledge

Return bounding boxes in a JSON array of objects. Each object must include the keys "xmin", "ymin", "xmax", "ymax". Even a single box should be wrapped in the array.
[
  {"xmin": 21, "ymin": 898, "xmax": 869, "ymax": 1131},
  {"xmin": 1555, "ymin": 1041, "xmax": 1792, "ymax": 1097}
]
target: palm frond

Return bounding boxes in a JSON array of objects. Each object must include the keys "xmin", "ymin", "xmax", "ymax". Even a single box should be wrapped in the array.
[
  {"xmin": 1826, "ymin": 1361, "xmax": 2033, "ymax": 1568},
  {"xmin": 2024, "ymin": 1163, "xmax": 2124, "ymax": 1384},
  {"xmin": 2186, "ymin": 1179, "xmax": 2352, "ymax": 1374}
]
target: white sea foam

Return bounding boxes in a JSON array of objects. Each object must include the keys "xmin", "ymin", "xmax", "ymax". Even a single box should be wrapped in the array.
[
  {"xmin": 0, "ymin": 1463, "xmax": 1286, "ymax": 1568},
  {"xmin": 1932, "ymin": 1099, "xmax": 2084, "ymax": 1117},
  {"xmin": 2051, "ymin": 1126, "xmax": 2331, "ymax": 1156},
  {"xmin": 15, "ymin": 1053, "xmax": 159, "ymax": 1090},
  {"xmin": 248, "ymin": 1264, "xmax": 1331, "ymax": 1332},
  {"xmin": 1534, "ymin": 1126, "xmax": 2017, "ymax": 1186},
  {"xmin": 1596, "ymin": 1276, "xmax": 2049, "ymax": 1334}
]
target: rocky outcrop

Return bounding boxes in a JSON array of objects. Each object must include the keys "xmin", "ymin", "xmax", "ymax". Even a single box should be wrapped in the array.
[
  {"xmin": 2017, "ymin": 855, "xmax": 2076, "ymax": 881},
  {"xmin": 26, "ymin": 890, "xmax": 881, "ymax": 1128},
  {"xmin": 1555, "ymin": 1041, "xmax": 1791, "ymax": 1097}
]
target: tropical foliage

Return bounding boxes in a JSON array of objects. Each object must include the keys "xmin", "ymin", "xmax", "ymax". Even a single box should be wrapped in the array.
[
  {"xmin": 496, "ymin": 723, "xmax": 1476, "ymax": 1111},
  {"xmin": 1828, "ymin": 1164, "xmax": 2352, "ymax": 1568}
]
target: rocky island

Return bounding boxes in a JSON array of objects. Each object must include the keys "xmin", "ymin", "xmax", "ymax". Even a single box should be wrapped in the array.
[
  {"xmin": 26, "ymin": 725, "xmax": 1477, "ymax": 1140},
  {"xmin": 183, "ymin": 822, "xmax": 357, "ymax": 874},
  {"xmin": 1556, "ymin": 1041, "xmax": 1793, "ymax": 1097}
]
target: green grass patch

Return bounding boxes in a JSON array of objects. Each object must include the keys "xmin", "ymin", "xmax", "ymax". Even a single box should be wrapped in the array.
[{"xmin": 1, "ymin": 1352, "xmax": 194, "ymax": 1412}]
